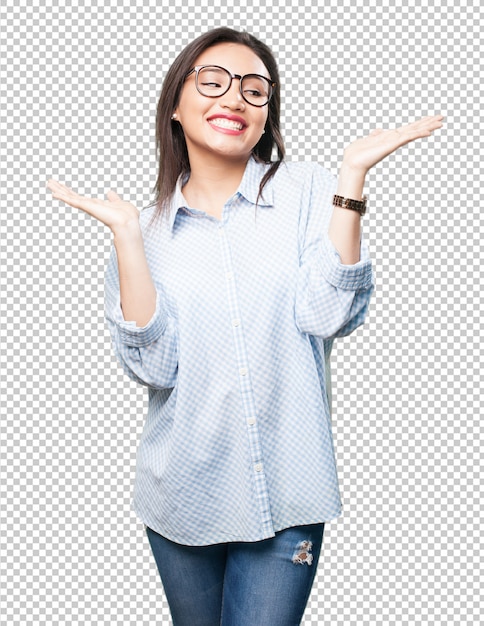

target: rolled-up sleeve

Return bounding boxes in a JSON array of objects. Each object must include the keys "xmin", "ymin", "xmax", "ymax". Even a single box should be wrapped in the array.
[
  {"xmin": 104, "ymin": 247, "xmax": 178, "ymax": 389},
  {"xmin": 319, "ymin": 231, "xmax": 373, "ymax": 292},
  {"xmin": 295, "ymin": 164, "xmax": 374, "ymax": 339}
]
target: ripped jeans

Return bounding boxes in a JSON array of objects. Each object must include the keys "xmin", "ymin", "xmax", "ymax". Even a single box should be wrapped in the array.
[{"xmin": 146, "ymin": 523, "xmax": 325, "ymax": 626}]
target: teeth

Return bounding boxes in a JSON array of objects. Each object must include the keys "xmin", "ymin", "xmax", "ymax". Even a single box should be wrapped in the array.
[{"xmin": 209, "ymin": 118, "xmax": 244, "ymax": 130}]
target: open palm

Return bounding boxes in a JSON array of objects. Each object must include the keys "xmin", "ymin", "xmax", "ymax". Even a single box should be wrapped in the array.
[
  {"xmin": 47, "ymin": 180, "xmax": 140, "ymax": 234},
  {"xmin": 343, "ymin": 115, "xmax": 444, "ymax": 173}
]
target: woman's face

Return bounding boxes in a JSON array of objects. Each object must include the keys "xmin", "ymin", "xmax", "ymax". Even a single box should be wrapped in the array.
[{"xmin": 173, "ymin": 43, "xmax": 270, "ymax": 166}]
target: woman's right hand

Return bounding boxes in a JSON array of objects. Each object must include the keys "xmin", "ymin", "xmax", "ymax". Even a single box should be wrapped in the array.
[
  {"xmin": 47, "ymin": 179, "xmax": 140, "ymax": 235},
  {"xmin": 48, "ymin": 178, "xmax": 157, "ymax": 325}
]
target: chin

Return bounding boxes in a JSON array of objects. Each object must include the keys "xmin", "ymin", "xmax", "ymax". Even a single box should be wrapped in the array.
[{"xmin": 210, "ymin": 144, "xmax": 253, "ymax": 160}]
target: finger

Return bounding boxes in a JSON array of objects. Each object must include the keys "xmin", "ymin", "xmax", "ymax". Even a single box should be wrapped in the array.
[
  {"xmin": 47, "ymin": 179, "xmax": 73, "ymax": 195},
  {"xmin": 47, "ymin": 180, "xmax": 79, "ymax": 203},
  {"xmin": 106, "ymin": 190, "xmax": 123, "ymax": 202},
  {"xmin": 47, "ymin": 180, "xmax": 105, "ymax": 216},
  {"xmin": 47, "ymin": 179, "xmax": 81, "ymax": 198},
  {"xmin": 48, "ymin": 183, "xmax": 87, "ymax": 207},
  {"xmin": 426, "ymin": 114, "xmax": 445, "ymax": 130},
  {"xmin": 403, "ymin": 115, "xmax": 444, "ymax": 134},
  {"xmin": 395, "ymin": 115, "xmax": 444, "ymax": 143}
]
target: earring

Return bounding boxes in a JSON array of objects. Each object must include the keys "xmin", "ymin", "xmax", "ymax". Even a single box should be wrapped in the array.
[{"xmin": 171, "ymin": 113, "xmax": 177, "ymax": 120}]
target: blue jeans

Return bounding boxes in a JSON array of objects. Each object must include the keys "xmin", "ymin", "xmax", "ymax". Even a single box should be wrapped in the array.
[{"xmin": 146, "ymin": 523, "xmax": 325, "ymax": 626}]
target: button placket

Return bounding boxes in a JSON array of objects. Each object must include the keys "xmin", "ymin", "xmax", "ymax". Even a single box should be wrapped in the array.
[{"xmin": 217, "ymin": 220, "xmax": 272, "ymax": 532}]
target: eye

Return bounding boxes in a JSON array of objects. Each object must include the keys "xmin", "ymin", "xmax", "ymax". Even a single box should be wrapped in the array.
[
  {"xmin": 198, "ymin": 67, "xmax": 228, "ymax": 92},
  {"xmin": 242, "ymin": 76, "xmax": 269, "ymax": 100},
  {"xmin": 244, "ymin": 89, "xmax": 263, "ymax": 98},
  {"xmin": 201, "ymin": 81, "xmax": 223, "ymax": 89}
]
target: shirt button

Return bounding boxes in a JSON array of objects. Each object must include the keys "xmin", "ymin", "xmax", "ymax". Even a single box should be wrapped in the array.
[
  {"xmin": 254, "ymin": 463, "xmax": 263, "ymax": 472},
  {"xmin": 247, "ymin": 416, "xmax": 256, "ymax": 426},
  {"xmin": 239, "ymin": 368, "xmax": 248, "ymax": 377},
  {"xmin": 226, "ymin": 272, "xmax": 234, "ymax": 281},
  {"xmin": 232, "ymin": 318, "xmax": 240, "ymax": 327}
]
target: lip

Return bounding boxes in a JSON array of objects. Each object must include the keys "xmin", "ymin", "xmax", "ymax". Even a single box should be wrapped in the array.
[{"xmin": 207, "ymin": 114, "xmax": 248, "ymax": 135}]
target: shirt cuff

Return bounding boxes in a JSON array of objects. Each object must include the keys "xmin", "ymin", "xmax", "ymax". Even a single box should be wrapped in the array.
[
  {"xmin": 113, "ymin": 291, "xmax": 168, "ymax": 348},
  {"xmin": 319, "ymin": 233, "xmax": 373, "ymax": 291}
]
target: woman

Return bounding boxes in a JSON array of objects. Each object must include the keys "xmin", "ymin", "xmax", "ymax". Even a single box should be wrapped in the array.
[{"xmin": 47, "ymin": 27, "xmax": 443, "ymax": 626}]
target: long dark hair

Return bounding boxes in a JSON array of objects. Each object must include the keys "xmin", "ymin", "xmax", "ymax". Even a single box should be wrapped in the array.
[{"xmin": 150, "ymin": 27, "xmax": 285, "ymax": 220}]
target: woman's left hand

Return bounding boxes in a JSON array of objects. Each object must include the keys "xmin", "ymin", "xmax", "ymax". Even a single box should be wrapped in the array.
[{"xmin": 342, "ymin": 115, "xmax": 444, "ymax": 175}]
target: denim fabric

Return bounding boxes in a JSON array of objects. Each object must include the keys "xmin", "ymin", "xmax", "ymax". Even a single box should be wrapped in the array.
[{"xmin": 146, "ymin": 523, "xmax": 325, "ymax": 626}]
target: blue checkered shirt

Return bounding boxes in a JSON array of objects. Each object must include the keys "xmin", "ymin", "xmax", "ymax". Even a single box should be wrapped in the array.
[{"xmin": 105, "ymin": 157, "xmax": 374, "ymax": 546}]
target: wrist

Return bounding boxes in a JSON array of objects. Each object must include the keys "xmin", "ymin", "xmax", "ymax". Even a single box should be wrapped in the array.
[
  {"xmin": 333, "ymin": 194, "xmax": 367, "ymax": 216},
  {"xmin": 336, "ymin": 162, "xmax": 367, "ymax": 201},
  {"xmin": 113, "ymin": 220, "xmax": 143, "ymax": 245},
  {"xmin": 340, "ymin": 153, "xmax": 369, "ymax": 176}
]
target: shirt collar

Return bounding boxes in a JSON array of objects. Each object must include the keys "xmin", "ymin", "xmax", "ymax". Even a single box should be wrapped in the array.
[{"xmin": 166, "ymin": 156, "xmax": 275, "ymax": 232}]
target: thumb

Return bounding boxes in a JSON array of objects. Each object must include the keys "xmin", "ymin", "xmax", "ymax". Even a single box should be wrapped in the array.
[{"xmin": 106, "ymin": 189, "xmax": 123, "ymax": 202}]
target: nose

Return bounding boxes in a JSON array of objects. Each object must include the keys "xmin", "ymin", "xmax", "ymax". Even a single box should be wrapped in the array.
[{"xmin": 220, "ymin": 77, "xmax": 246, "ymax": 109}]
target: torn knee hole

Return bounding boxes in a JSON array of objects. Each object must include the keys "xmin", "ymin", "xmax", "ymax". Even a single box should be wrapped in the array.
[{"xmin": 292, "ymin": 540, "xmax": 313, "ymax": 565}]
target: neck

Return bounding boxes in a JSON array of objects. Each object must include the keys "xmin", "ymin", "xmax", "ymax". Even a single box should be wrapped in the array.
[{"xmin": 182, "ymin": 153, "xmax": 250, "ymax": 216}]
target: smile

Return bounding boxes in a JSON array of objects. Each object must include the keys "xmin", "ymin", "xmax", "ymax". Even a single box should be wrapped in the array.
[{"xmin": 208, "ymin": 117, "xmax": 246, "ymax": 131}]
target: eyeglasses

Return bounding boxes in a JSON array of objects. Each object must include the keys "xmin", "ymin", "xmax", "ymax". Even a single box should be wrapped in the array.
[{"xmin": 185, "ymin": 65, "xmax": 275, "ymax": 107}]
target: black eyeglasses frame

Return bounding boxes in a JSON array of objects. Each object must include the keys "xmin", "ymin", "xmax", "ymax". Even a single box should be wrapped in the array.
[{"xmin": 185, "ymin": 65, "xmax": 276, "ymax": 107}]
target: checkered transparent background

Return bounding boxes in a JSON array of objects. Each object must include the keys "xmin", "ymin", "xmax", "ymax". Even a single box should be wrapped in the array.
[{"xmin": 1, "ymin": 0, "xmax": 482, "ymax": 624}]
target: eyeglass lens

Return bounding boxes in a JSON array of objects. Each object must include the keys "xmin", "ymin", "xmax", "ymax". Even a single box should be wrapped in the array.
[{"xmin": 196, "ymin": 66, "xmax": 271, "ymax": 106}]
